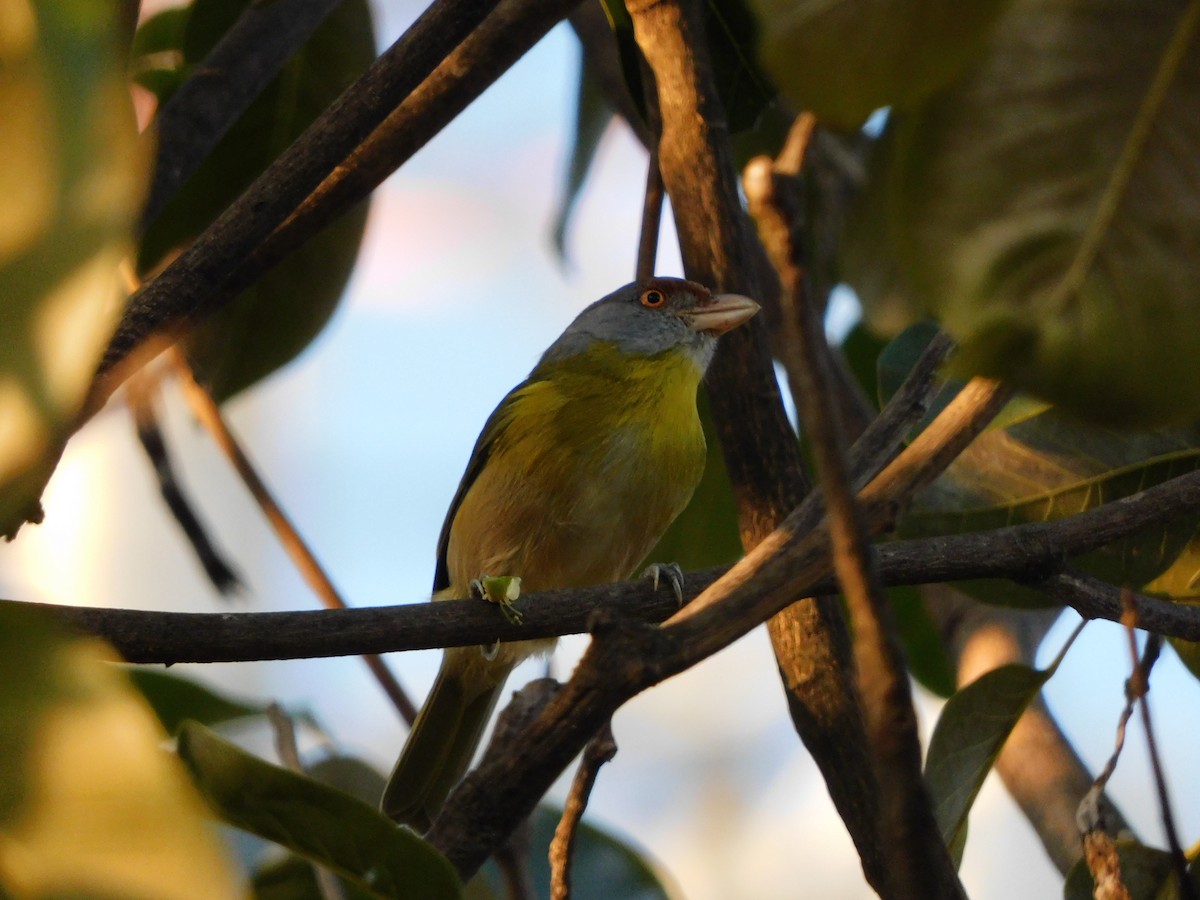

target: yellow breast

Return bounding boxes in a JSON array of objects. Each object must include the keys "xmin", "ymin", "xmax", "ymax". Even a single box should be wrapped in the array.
[{"xmin": 445, "ymin": 342, "xmax": 706, "ymax": 597}]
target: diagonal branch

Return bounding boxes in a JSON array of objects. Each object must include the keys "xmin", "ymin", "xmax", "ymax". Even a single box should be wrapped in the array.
[
  {"xmin": 139, "ymin": 0, "xmax": 346, "ymax": 230},
  {"xmin": 98, "ymin": 0, "xmax": 502, "ymax": 384},
  {"xmin": 745, "ymin": 129, "xmax": 962, "ymax": 898},
  {"xmin": 624, "ymin": 0, "xmax": 890, "ymax": 884}
]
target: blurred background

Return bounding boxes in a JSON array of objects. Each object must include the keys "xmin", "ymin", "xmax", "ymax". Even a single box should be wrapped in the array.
[{"xmin": 2, "ymin": 2, "xmax": 1198, "ymax": 897}]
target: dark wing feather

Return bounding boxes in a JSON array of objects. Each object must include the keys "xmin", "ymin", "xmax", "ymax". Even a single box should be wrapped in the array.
[{"xmin": 431, "ymin": 380, "xmax": 530, "ymax": 593}]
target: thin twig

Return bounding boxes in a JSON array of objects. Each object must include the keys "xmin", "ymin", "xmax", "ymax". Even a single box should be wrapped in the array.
[
  {"xmin": 173, "ymin": 354, "xmax": 417, "ymax": 725},
  {"xmin": 126, "ymin": 371, "xmax": 241, "ymax": 593},
  {"xmin": 139, "ymin": 0, "xmax": 345, "ymax": 230},
  {"xmin": 925, "ymin": 584, "xmax": 1132, "ymax": 874},
  {"xmin": 1121, "ymin": 595, "xmax": 1196, "ymax": 900},
  {"xmin": 549, "ymin": 723, "xmax": 618, "ymax": 900},
  {"xmin": 267, "ymin": 704, "xmax": 346, "ymax": 900},
  {"xmin": 635, "ymin": 149, "xmax": 663, "ymax": 280},
  {"xmin": 745, "ymin": 129, "xmax": 961, "ymax": 899}
]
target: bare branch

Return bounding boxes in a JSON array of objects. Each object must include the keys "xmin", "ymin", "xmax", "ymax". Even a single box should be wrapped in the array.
[
  {"xmin": 635, "ymin": 150, "xmax": 663, "ymax": 280},
  {"xmin": 624, "ymin": 0, "xmax": 891, "ymax": 883},
  {"xmin": 127, "ymin": 371, "xmax": 241, "ymax": 594},
  {"xmin": 18, "ymin": 466, "xmax": 1200, "ymax": 662},
  {"xmin": 745, "ymin": 130, "xmax": 962, "ymax": 898},
  {"xmin": 1122, "ymin": 599, "xmax": 1195, "ymax": 900},
  {"xmin": 549, "ymin": 723, "xmax": 618, "ymax": 900},
  {"xmin": 173, "ymin": 353, "xmax": 416, "ymax": 724}
]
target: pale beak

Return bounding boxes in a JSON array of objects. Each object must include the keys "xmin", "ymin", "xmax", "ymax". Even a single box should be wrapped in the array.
[{"xmin": 680, "ymin": 293, "xmax": 761, "ymax": 335}]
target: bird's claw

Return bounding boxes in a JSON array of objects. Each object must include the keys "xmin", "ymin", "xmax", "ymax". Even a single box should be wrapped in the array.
[
  {"xmin": 642, "ymin": 562, "xmax": 685, "ymax": 606},
  {"xmin": 470, "ymin": 575, "xmax": 524, "ymax": 624}
]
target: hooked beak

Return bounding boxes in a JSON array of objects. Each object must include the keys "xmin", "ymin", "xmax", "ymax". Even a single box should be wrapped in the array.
[{"xmin": 680, "ymin": 293, "xmax": 761, "ymax": 335}]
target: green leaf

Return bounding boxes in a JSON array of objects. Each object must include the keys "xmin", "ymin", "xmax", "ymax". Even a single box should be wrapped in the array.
[
  {"xmin": 0, "ymin": 0, "xmax": 148, "ymax": 535},
  {"xmin": 553, "ymin": 61, "xmax": 614, "ymax": 259},
  {"xmin": 469, "ymin": 805, "xmax": 674, "ymax": 900},
  {"xmin": 1063, "ymin": 840, "xmax": 1176, "ymax": 900},
  {"xmin": 904, "ymin": 403, "xmax": 1200, "ymax": 606},
  {"xmin": 138, "ymin": 0, "xmax": 375, "ymax": 402},
  {"xmin": 124, "ymin": 667, "xmax": 264, "ymax": 734},
  {"xmin": 0, "ymin": 604, "xmax": 241, "ymax": 896},
  {"xmin": 889, "ymin": 586, "xmax": 956, "ymax": 698},
  {"xmin": 850, "ymin": 0, "xmax": 1200, "ymax": 426},
  {"xmin": 752, "ymin": 0, "xmax": 1012, "ymax": 127},
  {"xmin": 128, "ymin": 7, "xmax": 189, "ymax": 94},
  {"xmin": 839, "ymin": 322, "xmax": 887, "ymax": 412},
  {"xmin": 925, "ymin": 663, "xmax": 1052, "ymax": 867},
  {"xmin": 307, "ymin": 755, "xmax": 388, "ymax": 808},
  {"xmin": 176, "ymin": 722, "xmax": 462, "ymax": 899},
  {"xmin": 701, "ymin": 0, "xmax": 779, "ymax": 136}
]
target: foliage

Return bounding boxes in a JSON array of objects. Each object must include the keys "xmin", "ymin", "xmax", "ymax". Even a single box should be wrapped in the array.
[
  {"xmin": 0, "ymin": 605, "xmax": 241, "ymax": 896},
  {"xmin": 3, "ymin": 0, "xmax": 1200, "ymax": 895},
  {"xmin": 0, "ymin": 0, "xmax": 147, "ymax": 536},
  {"xmin": 134, "ymin": 0, "xmax": 375, "ymax": 402}
]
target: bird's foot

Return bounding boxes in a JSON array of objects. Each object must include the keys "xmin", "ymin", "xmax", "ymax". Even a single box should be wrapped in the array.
[
  {"xmin": 642, "ymin": 562, "xmax": 685, "ymax": 606},
  {"xmin": 470, "ymin": 574, "xmax": 524, "ymax": 624}
]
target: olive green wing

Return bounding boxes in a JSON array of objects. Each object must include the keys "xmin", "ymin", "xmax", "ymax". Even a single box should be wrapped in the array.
[{"xmin": 431, "ymin": 380, "xmax": 532, "ymax": 593}]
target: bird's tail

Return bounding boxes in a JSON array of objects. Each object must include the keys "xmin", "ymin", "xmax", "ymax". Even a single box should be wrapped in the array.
[{"xmin": 381, "ymin": 651, "xmax": 507, "ymax": 832}]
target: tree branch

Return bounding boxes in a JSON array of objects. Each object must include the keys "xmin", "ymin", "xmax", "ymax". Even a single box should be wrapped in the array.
[
  {"xmin": 745, "ymin": 132, "xmax": 962, "ymax": 898},
  {"xmin": 17, "ymin": 466, "xmax": 1200, "ymax": 662},
  {"xmin": 624, "ymin": 0, "xmax": 894, "ymax": 884},
  {"xmin": 549, "ymin": 723, "xmax": 618, "ymax": 900},
  {"xmin": 97, "ymin": 0, "xmax": 503, "ymax": 386}
]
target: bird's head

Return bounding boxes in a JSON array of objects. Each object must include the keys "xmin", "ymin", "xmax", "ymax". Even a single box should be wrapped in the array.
[{"xmin": 539, "ymin": 277, "xmax": 760, "ymax": 371}]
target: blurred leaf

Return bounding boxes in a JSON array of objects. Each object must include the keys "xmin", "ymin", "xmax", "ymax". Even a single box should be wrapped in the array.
[
  {"xmin": 839, "ymin": 321, "xmax": 887, "ymax": 411},
  {"xmin": 702, "ymin": 0, "xmax": 778, "ymax": 135},
  {"xmin": 752, "ymin": 0, "xmax": 1011, "ymax": 127},
  {"xmin": 128, "ymin": 6, "xmax": 189, "ymax": 94},
  {"xmin": 904, "ymin": 404, "xmax": 1200, "ymax": 606},
  {"xmin": 649, "ymin": 389, "xmax": 744, "ymax": 570},
  {"xmin": 469, "ymin": 805, "xmax": 675, "ymax": 900},
  {"xmin": 125, "ymin": 666, "xmax": 264, "ymax": 734},
  {"xmin": 849, "ymin": 0, "xmax": 1200, "ymax": 426},
  {"xmin": 177, "ymin": 722, "xmax": 461, "ymax": 899},
  {"xmin": 1063, "ymin": 839, "xmax": 1176, "ymax": 900},
  {"xmin": 0, "ymin": 604, "xmax": 241, "ymax": 897},
  {"xmin": 553, "ymin": 61, "xmax": 614, "ymax": 259},
  {"xmin": 254, "ymin": 852, "xmax": 380, "ymax": 900},
  {"xmin": 307, "ymin": 754, "xmax": 387, "ymax": 808},
  {"xmin": 250, "ymin": 756, "xmax": 390, "ymax": 899},
  {"xmin": 889, "ymin": 586, "xmax": 956, "ymax": 698},
  {"xmin": 138, "ymin": 0, "xmax": 375, "ymax": 402},
  {"xmin": 925, "ymin": 662, "xmax": 1053, "ymax": 867},
  {"xmin": 0, "ymin": 0, "xmax": 148, "ymax": 535}
]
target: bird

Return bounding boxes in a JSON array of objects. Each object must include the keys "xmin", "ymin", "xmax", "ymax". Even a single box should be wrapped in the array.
[{"xmin": 381, "ymin": 277, "xmax": 760, "ymax": 831}]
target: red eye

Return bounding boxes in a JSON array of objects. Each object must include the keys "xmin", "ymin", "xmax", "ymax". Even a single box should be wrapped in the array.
[{"xmin": 640, "ymin": 289, "xmax": 666, "ymax": 308}]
